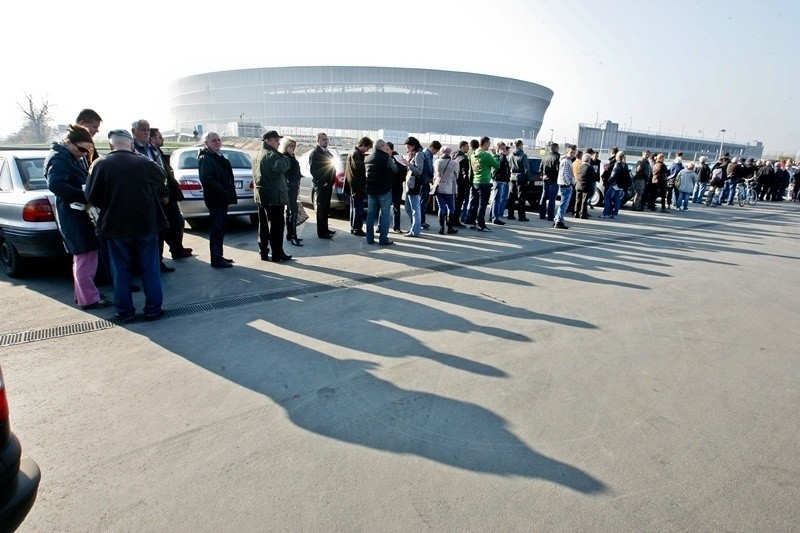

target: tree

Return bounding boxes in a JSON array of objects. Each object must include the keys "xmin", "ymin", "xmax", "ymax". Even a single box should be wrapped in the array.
[{"xmin": 6, "ymin": 92, "xmax": 56, "ymax": 144}]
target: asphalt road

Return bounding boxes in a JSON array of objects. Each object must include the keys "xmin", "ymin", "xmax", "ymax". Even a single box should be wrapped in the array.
[{"xmin": 2, "ymin": 202, "xmax": 799, "ymax": 531}]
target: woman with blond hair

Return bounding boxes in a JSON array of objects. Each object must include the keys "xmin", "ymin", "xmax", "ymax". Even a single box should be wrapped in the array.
[
  {"xmin": 280, "ymin": 137, "xmax": 303, "ymax": 247},
  {"xmin": 45, "ymin": 124, "xmax": 109, "ymax": 309}
]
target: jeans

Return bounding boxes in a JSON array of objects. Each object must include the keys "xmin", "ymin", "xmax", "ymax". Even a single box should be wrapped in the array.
[
  {"xmin": 367, "ymin": 191, "xmax": 392, "ymax": 244},
  {"xmin": 436, "ymin": 192, "xmax": 455, "ymax": 218},
  {"xmin": 554, "ymin": 185, "xmax": 573, "ymax": 224},
  {"xmin": 208, "ymin": 206, "xmax": 228, "ymax": 265},
  {"xmin": 602, "ymin": 187, "xmax": 622, "ymax": 217},
  {"xmin": 463, "ymin": 185, "xmax": 479, "ymax": 224},
  {"xmin": 107, "ymin": 232, "xmax": 162, "ymax": 318},
  {"xmin": 722, "ymin": 179, "xmax": 737, "ymax": 204},
  {"xmin": 404, "ymin": 193, "xmax": 422, "ymax": 236},
  {"xmin": 349, "ymin": 194, "xmax": 364, "ymax": 232},
  {"xmin": 491, "ymin": 181, "xmax": 509, "ymax": 221},
  {"xmin": 692, "ymin": 181, "xmax": 708, "ymax": 203},
  {"xmin": 539, "ymin": 181, "xmax": 558, "ymax": 220},
  {"xmin": 676, "ymin": 191, "xmax": 690, "ymax": 210},
  {"xmin": 468, "ymin": 183, "xmax": 492, "ymax": 228}
]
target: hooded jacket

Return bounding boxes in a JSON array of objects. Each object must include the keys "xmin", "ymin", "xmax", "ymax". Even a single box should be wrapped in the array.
[{"xmin": 253, "ymin": 142, "xmax": 291, "ymax": 206}]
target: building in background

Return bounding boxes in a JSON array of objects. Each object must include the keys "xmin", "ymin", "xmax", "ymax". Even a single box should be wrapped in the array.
[
  {"xmin": 168, "ymin": 66, "xmax": 553, "ymax": 145},
  {"xmin": 578, "ymin": 121, "xmax": 763, "ymax": 161}
]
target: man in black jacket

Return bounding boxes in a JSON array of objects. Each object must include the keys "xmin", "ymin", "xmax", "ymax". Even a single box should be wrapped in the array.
[
  {"xmin": 87, "ymin": 129, "xmax": 169, "ymax": 322},
  {"xmin": 198, "ymin": 132, "xmax": 237, "ymax": 268},
  {"xmin": 150, "ymin": 128, "xmax": 192, "ymax": 261},
  {"xmin": 309, "ymin": 132, "xmax": 337, "ymax": 239},
  {"xmin": 539, "ymin": 143, "xmax": 560, "ymax": 221},
  {"xmin": 364, "ymin": 139, "xmax": 397, "ymax": 246},
  {"xmin": 344, "ymin": 136, "xmax": 373, "ymax": 237},
  {"xmin": 452, "ymin": 140, "xmax": 470, "ymax": 227}
]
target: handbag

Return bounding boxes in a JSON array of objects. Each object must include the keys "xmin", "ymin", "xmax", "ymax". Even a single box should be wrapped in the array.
[{"xmin": 296, "ymin": 202, "xmax": 309, "ymax": 225}]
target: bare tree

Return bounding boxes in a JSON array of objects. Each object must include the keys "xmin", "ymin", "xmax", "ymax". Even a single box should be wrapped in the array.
[{"xmin": 7, "ymin": 92, "xmax": 56, "ymax": 144}]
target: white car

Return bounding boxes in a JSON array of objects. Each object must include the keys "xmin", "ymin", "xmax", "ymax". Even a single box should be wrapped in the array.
[{"xmin": 170, "ymin": 146, "xmax": 258, "ymax": 224}]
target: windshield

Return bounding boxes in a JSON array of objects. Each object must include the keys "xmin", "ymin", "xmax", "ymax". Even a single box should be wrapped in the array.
[
  {"xmin": 177, "ymin": 149, "xmax": 252, "ymax": 170},
  {"xmin": 17, "ymin": 157, "xmax": 47, "ymax": 191}
]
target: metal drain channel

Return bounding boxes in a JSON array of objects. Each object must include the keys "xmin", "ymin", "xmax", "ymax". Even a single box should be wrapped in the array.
[{"xmin": 0, "ymin": 215, "xmax": 755, "ymax": 348}]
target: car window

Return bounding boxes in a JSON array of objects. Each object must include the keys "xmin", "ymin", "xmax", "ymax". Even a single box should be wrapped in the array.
[
  {"xmin": 177, "ymin": 151, "xmax": 200, "ymax": 169},
  {"xmin": 0, "ymin": 159, "xmax": 12, "ymax": 191},
  {"xmin": 17, "ymin": 158, "xmax": 47, "ymax": 191},
  {"xmin": 221, "ymin": 150, "xmax": 252, "ymax": 169}
]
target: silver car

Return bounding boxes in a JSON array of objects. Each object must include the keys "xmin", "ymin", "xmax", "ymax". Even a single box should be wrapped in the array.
[
  {"xmin": 170, "ymin": 146, "xmax": 258, "ymax": 225},
  {"xmin": 0, "ymin": 148, "xmax": 65, "ymax": 277},
  {"xmin": 296, "ymin": 148, "xmax": 349, "ymax": 210}
]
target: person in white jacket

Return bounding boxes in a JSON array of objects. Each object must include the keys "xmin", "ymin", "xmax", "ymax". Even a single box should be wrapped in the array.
[{"xmin": 675, "ymin": 163, "xmax": 698, "ymax": 211}]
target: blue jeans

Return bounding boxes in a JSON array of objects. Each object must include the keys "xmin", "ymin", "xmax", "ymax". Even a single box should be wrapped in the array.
[
  {"xmin": 540, "ymin": 181, "xmax": 558, "ymax": 220},
  {"xmin": 602, "ymin": 187, "xmax": 622, "ymax": 217},
  {"xmin": 107, "ymin": 232, "xmax": 162, "ymax": 318},
  {"xmin": 349, "ymin": 194, "xmax": 364, "ymax": 232},
  {"xmin": 436, "ymin": 192, "xmax": 455, "ymax": 217},
  {"xmin": 722, "ymin": 179, "xmax": 736, "ymax": 204},
  {"xmin": 367, "ymin": 191, "xmax": 392, "ymax": 244},
  {"xmin": 676, "ymin": 191, "xmax": 690, "ymax": 210},
  {"xmin": 404, "ymin": 193, "xmax": 422, "ymax": 236},
  {"xmin": 554, "ymin": 186, "xmax": 573, "ymax": 224},
  {"xmin": 419, "ymin": 183, "xmax": 430, "ymax": 225},
  {"xmin": 491, "ymin": 181, "xmax": 509, "ymax": 221},
  {"xmin": 467, "ymin": 183, "xmax": 492, "ymax": 228},
  {"xmin": 692, "ymin": 181, "xmax": 708, "ymax": 203}
]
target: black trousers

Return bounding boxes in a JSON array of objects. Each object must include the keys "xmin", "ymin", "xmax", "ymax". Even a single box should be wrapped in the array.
[
  {"xmin": 508, "ymin": 180, "xmax": 529, "ymax": 219},
  {"xmin": 159, "ymin": 200, "xmax": 184, "ymax": 257},
  {"xmin": 258, "ymin": 204, "xmax": 286, "ymax": 258},
  {"xmin": 314, "ymin": 184, "xmax": 332, "ymax": 237},
  {"xmin": 208, "ymin": 206, "xmax": 228, "ymax": 265},
  {"xmin": 454, "ymin": 179, "xmax": 469, "ymax": 223},
  {"xmin": 286, "ymin": 187, "xmax": 298, "ymax": 239}
]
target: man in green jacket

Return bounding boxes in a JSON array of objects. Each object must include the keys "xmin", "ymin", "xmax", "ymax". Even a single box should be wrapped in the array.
[
  {"xmin": 253, "ymin": 130, "xmax": 293, "ymax": 262},
  {"xmin": 465, "ymin": 136, "xmax": 500, "ymax": 232}
]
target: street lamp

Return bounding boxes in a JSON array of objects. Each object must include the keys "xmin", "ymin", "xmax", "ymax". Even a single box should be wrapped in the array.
[
  {"xmin": 719, "ymin": 129, "xmax": 726, "ymax": 159},
  {"xmin": 549, "ymin": 129, "xmax": 554, "ymax": 144}
]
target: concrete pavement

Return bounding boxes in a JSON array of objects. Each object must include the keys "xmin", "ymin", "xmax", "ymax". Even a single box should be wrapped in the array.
[{"xmin": 2, "ymin": 202, "xmax": 799, "ymax": 531}]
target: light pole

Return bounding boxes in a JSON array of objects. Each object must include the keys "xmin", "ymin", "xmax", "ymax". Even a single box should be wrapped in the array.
[
  {"xmin": 549, "ymin": 129, "xmax": 554, "ymax": 144},
  {"xmin": 719, "ymin": 129, "xmax": 726, "ymax": 159}
]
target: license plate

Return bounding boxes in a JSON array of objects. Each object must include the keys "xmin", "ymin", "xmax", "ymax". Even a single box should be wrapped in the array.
[
  {"xmin": 234, "ymin": 180, "xmax": 243, "ymax": 189},
  {"xmin": 534, "ymin": 180, "xmax": 543, "ymax": 186}
]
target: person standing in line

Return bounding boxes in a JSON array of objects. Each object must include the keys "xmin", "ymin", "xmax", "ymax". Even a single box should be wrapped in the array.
[
  {"xmin": 364, "ymin": 139, "xmax": 397, "ymax": 246},
  {"xmin": 386, "ymin": 142, "xmax": 406, "ymax": 234},
  {"xmin": 461, "ymin": 139, "xmax": 480, "ymax": 225},
  {"xmin": 666, "ymin": 152, "xmax": 684, "ymax": 209},
  {"xmin": 403, "ymin": 137, "xmax": 425, "ymax": 237},
  {"xmin": 87, "ymin": 129, "xmax": 169, "ymax": 322},
  {"xmin": 309, "ymin": 132, "xmax": 337, "ymax": 239},
  {"xmin": 675, "ymin": 162, "xmax": 698, "ymax": 211},
  {"xmin": 507, "ymin": 139, "xmax": 530, "ymax": 221},
  {"xmin": 45, "ymin": 125, "xmax": 108, "ymax": 310},
  {"xmin": 589, "ymin": 149, "xmax": 602, "ymax": 209},
  {"xmin": 692, "ymin": 156, "xmax": 711, "ymax": 204},
  {"xmin": 553, "ymin": 145, "xmax": 576, "ymax": 229},
  {"xmin": 600, "ymin": 151, "xmax": 628, "ymax": 219},
  {"xmin": 345, "ymin": 136, "xmax": 373, "ymax": 237},
  {"xmin": 490, "ymin": 141, "xmax": 511, "ymax": 225},
  {"xmin": 432, "ymin": 146, "xmax": 459, "ymax": 235},
  {"xmin": 419, "ymin": 140, "xmax": 441, "ymax": 230},
  {"xmin": 281, "ymin": 137, "xmax": 303, "ymax": 247},
  {"xmin": 253, "ymin": 130, "xmax": 293, "ymax": 263},
  {"xmin": 468, "ymin": 136, "xmax": 500, "ymax": 232},
  {"xmin": 574, "ymin": 153, "xmax": 596, "ymax": 220},
  {"xmin": 451, "ymin": 140, "xmax": 471, "ymax": 227},
  {"xmin": 631, "ymin": 150, "xmax": 651, "ymax": 211},
  {"xmin": 150, "ymin": 127, "xmax": 192, "ymax": 260},
  {"xmin": 539, "ymin": 142, "xmax": 560, "ymax": 221},
  {"xmin": 649, "ymin": 154, "xmax": 669, "ymax": 212},
  {"xmin": 722, "ymin": 157, "xmax": 740, "ymax": 205},
  {"xmin": 198, "ymin": 132, "xmax": 237, "ymax": 268}
]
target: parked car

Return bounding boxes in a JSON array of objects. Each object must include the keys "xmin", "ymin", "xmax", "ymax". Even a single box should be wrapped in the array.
[
  {"xmin": 0, "ymin": 148, "xmax": 66, "ymax": 277},
  {"xmin": 588, "ymin": 161, "xmax": 636, "ymax": 207},
  {"xmin": 296, "ymin": 148, "xmax": 349, "ymax": 210},
  {"xmin": 524, "ymin": 156, "xmax": 544, "ymax": 209},
  {"xmin": 170, "ymin": 146, "xmax": 258, "ymax": 225},
  {"xmin": 0, "ymin": 365, "xmax": 40, "ymax": 531}
]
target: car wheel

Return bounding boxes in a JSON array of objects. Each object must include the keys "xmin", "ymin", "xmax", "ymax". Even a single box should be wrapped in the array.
[
  {"xmin": 249, "ymin": 214, "xmax": 259, "ymax": 226},
  {"xmin": 0, "ymin": 234, "xmax": 25, "ymax": 278},
  {"xmin": 589, "ymin": 189, "xmax": 603, "ymax": 207}
]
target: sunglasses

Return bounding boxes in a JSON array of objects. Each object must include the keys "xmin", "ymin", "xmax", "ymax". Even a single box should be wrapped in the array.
[{"xmin": 76, "ymin": 144, "xmax": 91, "ymax": 155}]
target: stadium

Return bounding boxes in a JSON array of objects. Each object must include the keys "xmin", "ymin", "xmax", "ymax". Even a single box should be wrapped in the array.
[{"xmin": 168, "ymin": 66, "xmax": 553, "ymax": 143}]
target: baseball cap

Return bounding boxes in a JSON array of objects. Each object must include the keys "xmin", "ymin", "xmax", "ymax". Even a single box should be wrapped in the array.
[{"xmin": 262, "ymin": 130, "xmax": 283, "ymax": 141}]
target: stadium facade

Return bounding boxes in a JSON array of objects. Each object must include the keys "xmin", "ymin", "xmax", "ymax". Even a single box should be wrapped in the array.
[{"xmin": 168, "ymin": 66, "xmax": 553, "ymax": 143}]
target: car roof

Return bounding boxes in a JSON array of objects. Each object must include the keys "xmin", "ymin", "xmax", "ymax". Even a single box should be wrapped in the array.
[{"xmin": 0, "ymin": 148, "xmax": 51, "ymax": 159}]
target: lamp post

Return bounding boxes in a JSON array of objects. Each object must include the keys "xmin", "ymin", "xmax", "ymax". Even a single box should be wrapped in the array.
[
  {"xmin": 719, "ymin": 129, "xmax": 726, "ymax": 159},
  {"xmin": 549, "ymin": 129, "xmax": 554, "ymax": 144}
]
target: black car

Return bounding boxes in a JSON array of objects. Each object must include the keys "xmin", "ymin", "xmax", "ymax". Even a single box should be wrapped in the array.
[
  {"xmin": 524, "ymin": 157, "xmax": 544, "ymax": 209},
  {"xmin": 0, "ymin": 366, "xmax": 40, "ymax": 531}
]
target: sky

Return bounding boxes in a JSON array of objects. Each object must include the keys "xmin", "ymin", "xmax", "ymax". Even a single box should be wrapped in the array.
[{"xmin": 2, "ymin": 0, "xmax": 798, "ymax": 153}]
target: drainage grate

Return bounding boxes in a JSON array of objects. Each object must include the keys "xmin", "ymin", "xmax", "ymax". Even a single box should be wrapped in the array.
[{"xmin": 0, "ymin": 215, "xmax": 751, "ymax": 348}]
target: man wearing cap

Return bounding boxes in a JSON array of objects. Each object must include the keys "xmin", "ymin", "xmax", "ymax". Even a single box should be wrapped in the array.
[
  {"xmin": 309, "ymin": 132, "xmax": 337, "ymax": 239},
  {"xmin": 87, "ymin": 129, "xmax": 169, "ymax": 322},
  {"xmin": 198, "ymin": 132, "xmax": 237, "ymax": 268},
  {"xmin": 253, "ymin": 130, "xmax": 293, "ymax": 262}
]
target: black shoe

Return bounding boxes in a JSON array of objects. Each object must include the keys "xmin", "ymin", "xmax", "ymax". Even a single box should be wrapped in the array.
[
  {"xmin": 421, "ymin": 222, "xmax": 430, "ymax": 230},
  {"xmin": 160, "ymin": 262, "xmax": 175, "ymax": 273},
  {"xmin": 290, "ymin": 238, "xmax": 303, "ymax": 246},
  {"xmin": 113, "ymin": 313, "xmax": 136, "ymax": 324},
  {"xmin": 492, "ymin": 219, "xmax": 506, "ymax": 225},
  {"xmin": 318, "ymin": 234, "xmax": 334, "ymax": 240},
  {"xmin": 378, "ymin": 240, "xmax": 395, "ymax": 246},
  {"xmin": 553, "ymin": 222, "xmax": 569, "ymax": 229},
  {"xmin": 327, "ymin": 230, "xmax": 336, "ymax": 236},
  {"xmin": 446, "ymin": 227, "xmax": 458, "ymax": 234},
  {"xmin": 351, "ymin": 229, "xmax": 366, "ymax": 237},
  {"xmin": 438, "ymin": 227, "xmax": 445, "ymax": 235},
  {"xmin": 272, "ymin": 254, "xmax": 293, "ymax": 263},
  {"xmin": 518, "ymin": 217, "xmax": 530, "ymax": 222},
  {"xmin": 211, "ymin": 262, "xmax": 233, "ymax": 269},
  {"xmin": 144, "ymin": 310, "xmax": 165, "ymax": 322},
  {"xmin": 222, "ymin": 257, "xmax": 234, "ymax": 264}
]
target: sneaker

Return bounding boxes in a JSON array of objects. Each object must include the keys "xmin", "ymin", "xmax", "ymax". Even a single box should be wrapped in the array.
[
  {"xmin": 404, "ymin": 231, "xmax": 420, "ymax": 237},
  {"xmin": 477, "ymin": 226, "xmax": 491, "ymax": 232}
]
